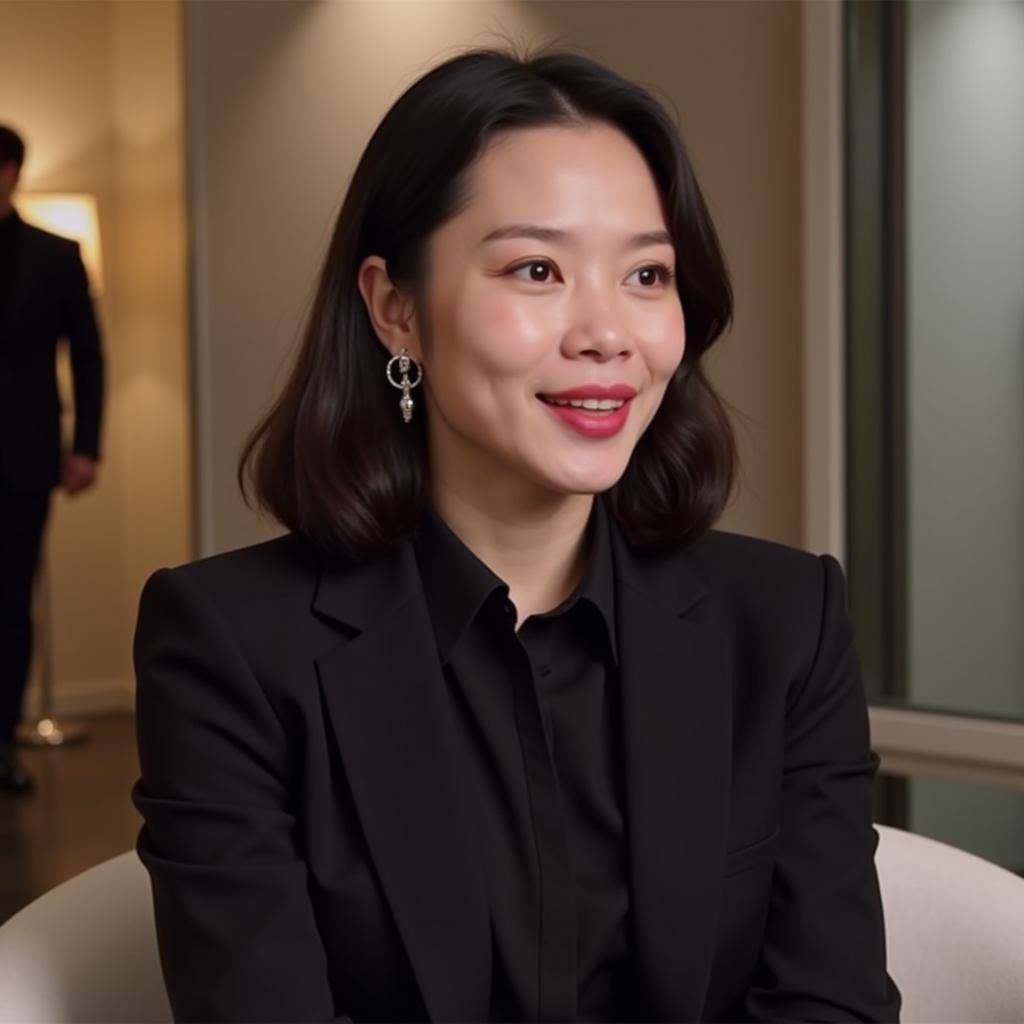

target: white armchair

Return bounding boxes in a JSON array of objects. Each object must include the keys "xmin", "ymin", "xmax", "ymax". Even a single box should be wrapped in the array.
[
  {"xmin": 875, "ymin": 823, "xmax": 1024, "ymax": 1023},
  {"xmin": 0, "ymin": 850, "xmax": 170, "ymax": 1023}
]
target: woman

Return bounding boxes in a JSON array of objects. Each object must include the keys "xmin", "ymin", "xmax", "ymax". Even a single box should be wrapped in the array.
[{"xmin": 132, "ymin": 47, "xmax": 900, "ymax": 1023}]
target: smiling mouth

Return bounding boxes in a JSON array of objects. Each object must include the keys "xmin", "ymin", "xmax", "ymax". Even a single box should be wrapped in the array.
[
  {"xmin": 538, "ymin": 396, "xmax": 626, "ymax": 413},
  {"xmin": 536, "ymin": 393, "xmax": 633, "ymax": 438}
]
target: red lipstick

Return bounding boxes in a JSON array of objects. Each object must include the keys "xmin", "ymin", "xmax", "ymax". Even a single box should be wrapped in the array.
[{"xmin": 536, "ymin": 383, "xmax": 637, "ymax": 439}]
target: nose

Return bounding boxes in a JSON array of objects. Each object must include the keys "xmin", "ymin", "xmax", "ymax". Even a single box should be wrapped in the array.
[{"xmin": 561, "ymin": 282, "xmax": 633, "ymax": 362}]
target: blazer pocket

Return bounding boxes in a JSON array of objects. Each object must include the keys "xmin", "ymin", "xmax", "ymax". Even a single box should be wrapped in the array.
[{"xmin": 724, "ymin": 827, "xmax": 780, "ymax": 878}]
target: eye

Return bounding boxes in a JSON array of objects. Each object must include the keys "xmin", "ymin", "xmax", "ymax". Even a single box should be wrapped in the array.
[
  {"xmin": 626, "ymin": 263, "xmax": 675, "ymax": 288},
  {"xmin": 509, "ymin": 259, "xmax": 559, "ymax": 284}
]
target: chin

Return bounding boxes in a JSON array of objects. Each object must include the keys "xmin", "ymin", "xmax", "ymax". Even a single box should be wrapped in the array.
[{"xmin": 541, "ymin": 463, "xmax": 629, "ymax": 497}]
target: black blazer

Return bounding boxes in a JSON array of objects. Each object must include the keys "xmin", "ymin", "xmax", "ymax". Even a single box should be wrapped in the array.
[
  {"xmin": 0, "ymin": 212, "xmax": 104, "ymax": 492},
  {"xmin": 132, "ymin": 521, "xmax": 900, "ymax": 1023}
]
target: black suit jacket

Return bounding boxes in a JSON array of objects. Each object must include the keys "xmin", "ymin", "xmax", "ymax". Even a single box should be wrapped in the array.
[
  {"xmin": 0, "ymin": 212, "xmax": 104, "ymax": 492},
  {"xmin": 132, "ymin": 521, "xmax": 901, "ymax": 1023}
]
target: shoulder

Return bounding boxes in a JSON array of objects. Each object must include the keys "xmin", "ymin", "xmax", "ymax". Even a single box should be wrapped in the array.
[
  {"xmin": 139, "ymin": 532, "xmax": 324, "ymax": 637},
  {"xmin": 680, "ymin": 528, "xmax": 844, "ymax": 665},
  {"xmin": 685, "ymin": 528, "xmax": 829, "ymax": 597},
  {"xmin": 161, "ymin": 531, "xmax": 319, "ymax": 588},
  {"xmin": 19, "ymin": 220, "xmax": 79, "ymax": 259},
  {"xmin": 134, "ymin": 533, "xmax": 358, "ymax": 688}
]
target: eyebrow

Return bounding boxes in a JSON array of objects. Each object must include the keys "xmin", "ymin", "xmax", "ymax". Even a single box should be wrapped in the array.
[{"xmin": 479, "ymin": 223, "xmax": 674, "ymax": 250}]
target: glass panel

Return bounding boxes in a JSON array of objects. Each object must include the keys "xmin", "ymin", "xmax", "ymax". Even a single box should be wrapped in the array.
[
  {"xmin": 846, "ymin": 0, "xmax": 1024, "ymax": 725},
  {"xmin": 904, "ymin": 0, "xmax": 1024, "ymax": 722}
]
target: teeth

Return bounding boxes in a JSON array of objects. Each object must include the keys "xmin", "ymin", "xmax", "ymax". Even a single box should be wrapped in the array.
[{"xmin": 547, "ymin": 397, "xmax": 625, "ymax": 410}]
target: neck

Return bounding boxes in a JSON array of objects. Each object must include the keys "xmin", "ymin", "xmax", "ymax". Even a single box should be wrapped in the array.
[{"xmin": 431, "ymin": 474, "xmax": 594, "ymax": 623}]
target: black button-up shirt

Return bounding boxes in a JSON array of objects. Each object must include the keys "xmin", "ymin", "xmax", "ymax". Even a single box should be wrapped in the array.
[{"xmin": 413, "ymin": 497, "xmax": 637, "ymax": 1022}]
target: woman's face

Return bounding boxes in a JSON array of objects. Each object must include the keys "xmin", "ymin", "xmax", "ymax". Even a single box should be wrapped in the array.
[{"xmin": 416, "ymin": 122, "xmax": 686, "ymax": 500}]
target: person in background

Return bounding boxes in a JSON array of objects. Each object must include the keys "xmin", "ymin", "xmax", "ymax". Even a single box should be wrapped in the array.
[{"xmin": 0, "ymin": 124, "xmax": 105, "ymax": 795}]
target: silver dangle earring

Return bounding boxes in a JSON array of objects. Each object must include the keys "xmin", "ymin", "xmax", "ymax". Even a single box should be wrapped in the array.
[{"xmin": 385, "ymin": 348, "xmax": 423, "ymax": 424}]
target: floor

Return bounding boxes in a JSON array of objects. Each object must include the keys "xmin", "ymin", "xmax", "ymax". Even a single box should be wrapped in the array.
[{"xmin": 0, "ymin": 713, "xmax": 141, "ymax": 924}]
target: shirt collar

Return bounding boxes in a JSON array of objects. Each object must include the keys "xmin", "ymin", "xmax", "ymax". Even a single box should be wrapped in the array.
[{"xmin": 413, "ymin": 495, "xmax": 619, "ymax": 667}]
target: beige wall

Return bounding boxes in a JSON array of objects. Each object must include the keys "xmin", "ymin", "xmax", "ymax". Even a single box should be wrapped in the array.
[
  {"xmin": 109, "ymin": 0, "xmax": 193, "ymax": 705},
  {"xmin": 1, "ymin": 0, "xmax": 191, "ymax": 716},
  {"xmin": 187, "ymin": 0, "xmax": 804, "ymax": 555}
]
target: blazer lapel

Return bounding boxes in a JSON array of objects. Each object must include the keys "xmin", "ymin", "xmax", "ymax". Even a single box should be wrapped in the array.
[
  {"xmin": 312, "ymin": 543, "xmax": 491, "ymax": 1023},
  {"xmin": 611, "ymin": 529, "xmax": 733, "ymax": 1021}
]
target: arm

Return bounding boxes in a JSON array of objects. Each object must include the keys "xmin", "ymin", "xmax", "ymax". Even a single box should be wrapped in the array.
[
  {"xmin": 744, "ymin": 554, "xmax": 901, "ymax": 1022},
  {"xmin": 133, "ymin": 567, "xmax": 351, "ymax": 1023},
  {"xmin": 61, "ymin": 241, "xmax": 104, "ymax": 461}
]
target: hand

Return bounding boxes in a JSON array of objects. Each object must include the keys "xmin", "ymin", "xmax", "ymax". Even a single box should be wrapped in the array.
[{"xmin": 61, "ymin": 454, "xmax": 99, "ymax": 496}]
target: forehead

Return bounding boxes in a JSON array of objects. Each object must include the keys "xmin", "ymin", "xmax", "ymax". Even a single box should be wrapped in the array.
[{"xmin": 453, "ymin": 122, "xmax": 668, "ymax": 237}]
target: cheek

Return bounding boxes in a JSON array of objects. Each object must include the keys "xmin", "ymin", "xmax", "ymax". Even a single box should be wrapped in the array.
[
  {"xmin": 642, "ymin": 304, "xmax": 687, "ymax": 381},
  {"xmin": 446, "ymin": 290, "xmax": 552, "ymax": 381},
  {"xmin": 423, "ymin": 290, "xmax": 551, "ymax": 435}
]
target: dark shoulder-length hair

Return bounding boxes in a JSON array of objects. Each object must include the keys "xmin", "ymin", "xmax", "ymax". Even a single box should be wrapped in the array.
[{"xmin": 239, "ymin": 45, "xmax": 736, "ymax": 561}]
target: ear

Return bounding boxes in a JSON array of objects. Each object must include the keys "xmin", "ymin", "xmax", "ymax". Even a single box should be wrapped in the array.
[{"xmin": 356, "ymin": 255, "xmax": 423, "ymax": 363}]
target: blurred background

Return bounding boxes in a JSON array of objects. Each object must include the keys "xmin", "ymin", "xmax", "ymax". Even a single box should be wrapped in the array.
[{"xmin": 0, "ymin": 0, "xmax": 1021, "ymax": 923}]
